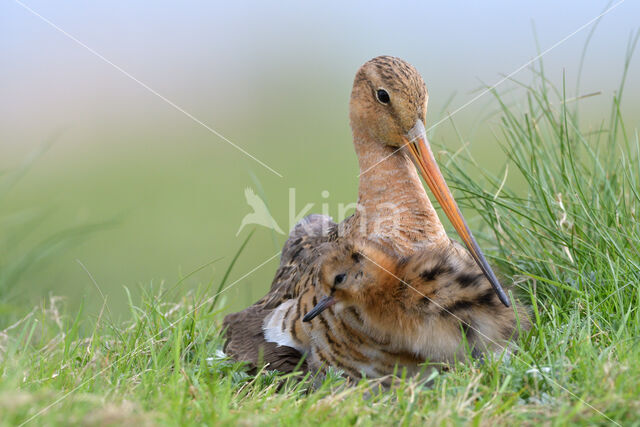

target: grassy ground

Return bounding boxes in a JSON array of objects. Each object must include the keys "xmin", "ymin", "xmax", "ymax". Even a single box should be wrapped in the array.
[{"xmin": 2, "ymin": 50, "xmax": 640, "ymax": 425}]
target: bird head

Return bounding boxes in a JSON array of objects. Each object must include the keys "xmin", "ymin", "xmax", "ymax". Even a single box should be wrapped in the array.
[
  {"xmin": 302, "ymin": 240, "xmax": 398, "ymax": 322},
  {"xmin": 350, "ymin": 55, "xmax": 427, "ymax": 147}
]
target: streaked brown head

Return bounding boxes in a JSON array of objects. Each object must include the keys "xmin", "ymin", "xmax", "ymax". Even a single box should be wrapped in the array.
[
  {"xmin": 350, "ymin": 55, "xmax": 427, "ymax": 147},
  {"xmin": 303, "ymin": 240, "xmax": 398, "ymax": 322}
]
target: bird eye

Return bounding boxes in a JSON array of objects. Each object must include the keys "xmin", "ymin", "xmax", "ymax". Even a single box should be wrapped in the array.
[
  {"xmin": 376, "ymin": 89, "xmax": 390, "ymax": 104},
  {"xmin": 334, "ymin": 273, "xmax": 346, "ymax": 286}
]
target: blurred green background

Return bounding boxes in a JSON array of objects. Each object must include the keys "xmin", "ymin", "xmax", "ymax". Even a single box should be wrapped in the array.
[{"xmin": 1, "ymin": 1, "xmax": 639, "ymax": 320}]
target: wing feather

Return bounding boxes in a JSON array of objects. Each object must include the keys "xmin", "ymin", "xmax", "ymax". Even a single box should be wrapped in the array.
[
  {"xmin": 222, "ymin": 214, "xmax": 338, "ymax": 372},
  {"xmin": 261, "ymin": 214, "xmax": 338, "ymax": 308}
]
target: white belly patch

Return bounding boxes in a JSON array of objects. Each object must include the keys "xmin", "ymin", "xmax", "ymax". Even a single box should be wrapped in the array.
[{"xmin": 262, "ymin": 300, "xmax": 302, "ymax": 351}]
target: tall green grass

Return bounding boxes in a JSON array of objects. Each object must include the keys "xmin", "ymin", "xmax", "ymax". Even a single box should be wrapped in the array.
[
  {"xmin": 0, "ymin": 146, "xmax": 110, "ymax": 321},
  {"xmin": 446, "ymin": 34, "xmax": 639, "ymax": 350},
  {"xmin": 1, "ymin": 49, "xmax": 639, "ymax": 424}
]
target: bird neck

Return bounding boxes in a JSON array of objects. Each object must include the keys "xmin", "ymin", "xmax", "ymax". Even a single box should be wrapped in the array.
[{"xmin": 349, "ymin": 130, "xmax": 448, "ymax": 255}]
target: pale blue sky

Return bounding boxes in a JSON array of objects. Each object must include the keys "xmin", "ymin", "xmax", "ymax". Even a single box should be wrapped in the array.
[{"xmin": 2, "ymin": 1, "xmax": 639, "ymax": 149}]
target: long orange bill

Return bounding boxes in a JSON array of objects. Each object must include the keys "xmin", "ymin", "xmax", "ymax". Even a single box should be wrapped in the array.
[{"xmin": 404, "ymin": 120, "xmax": 510, "ymax": 307}]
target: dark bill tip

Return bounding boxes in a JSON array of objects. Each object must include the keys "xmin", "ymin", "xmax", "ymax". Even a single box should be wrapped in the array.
[
  {"xmin": 302, "ymin": 296, "xmax": 335, "ymax": 322},
  {"xmin": 404, "ymin": 119, "xmax": 511, "ymax": 308}
]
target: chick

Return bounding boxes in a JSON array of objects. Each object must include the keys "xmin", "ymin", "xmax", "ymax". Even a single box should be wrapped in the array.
[{"xmin": 301, "ymin": 239, "xmax": 529, "ymax": 380}]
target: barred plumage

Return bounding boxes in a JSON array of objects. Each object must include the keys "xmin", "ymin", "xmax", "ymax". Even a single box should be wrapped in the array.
[
  {"xmin": 257, "ymin": 238, "xmax": 529, "ymax": 382},
  {"xmin": 299, "ymin": 240, "xmax": 530, "ymax": 380}
]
